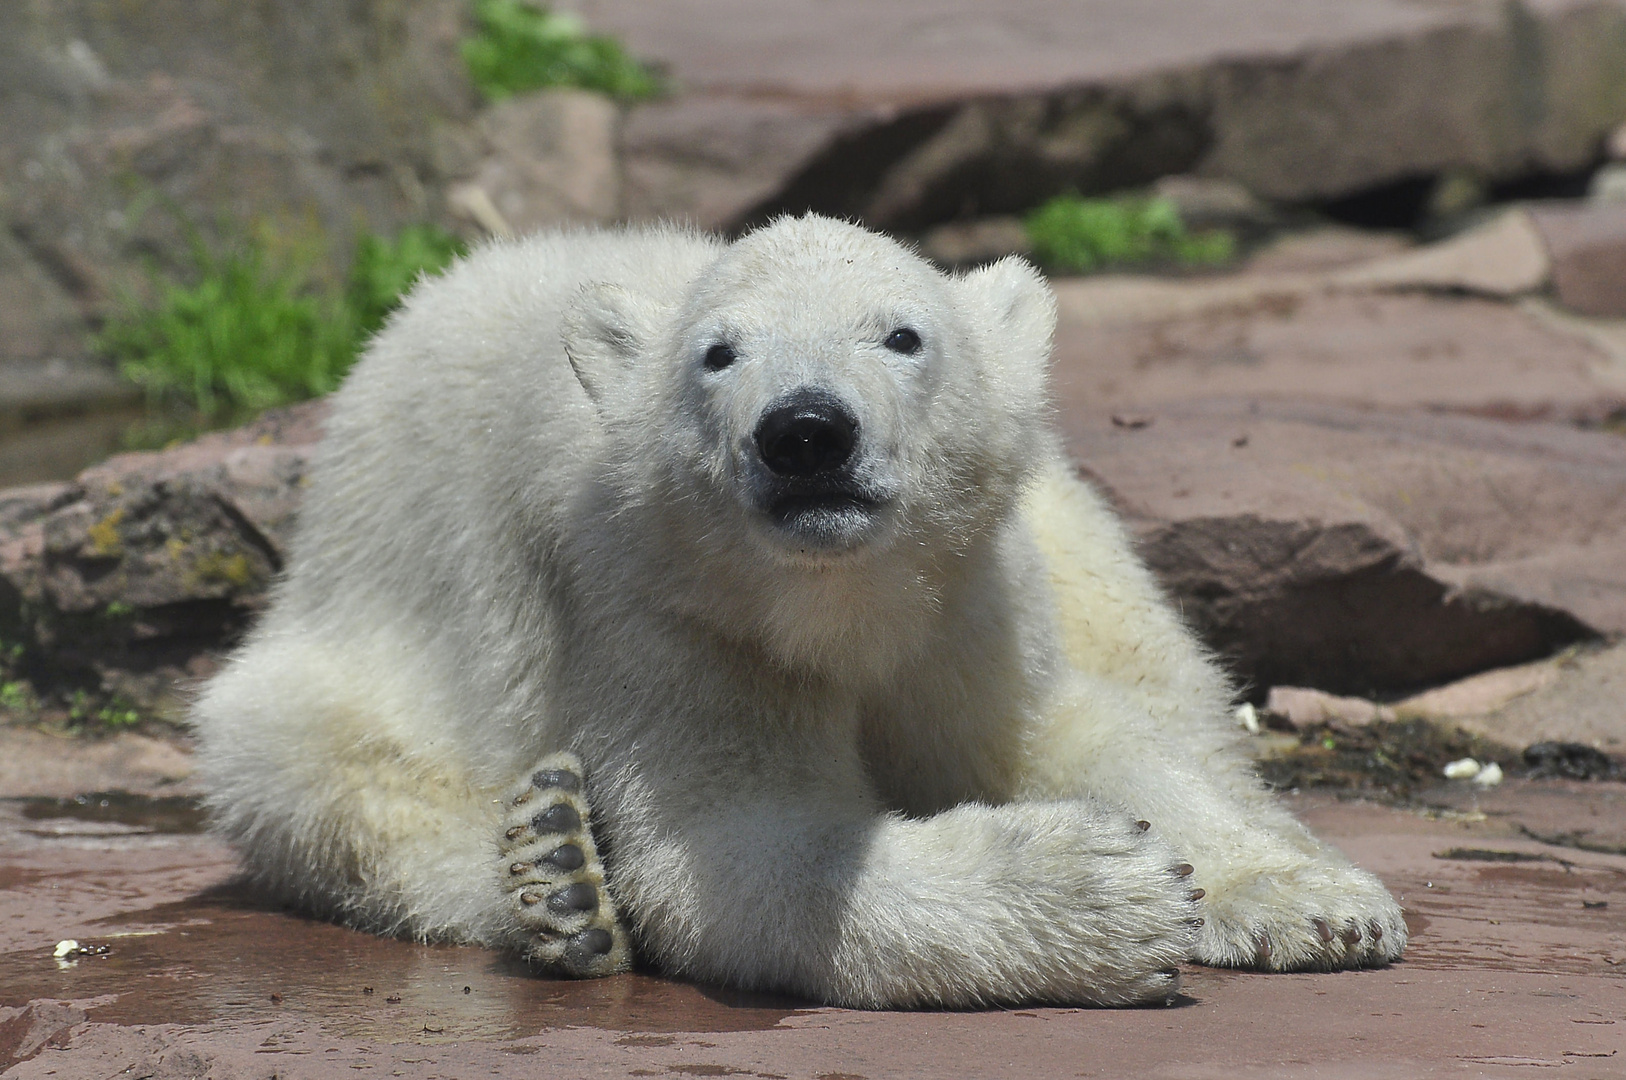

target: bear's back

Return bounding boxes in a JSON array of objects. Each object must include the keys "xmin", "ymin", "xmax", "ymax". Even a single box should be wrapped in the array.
[{"xmin": 273, "ymin": 225, "xmax": 723, "ymax": 646}]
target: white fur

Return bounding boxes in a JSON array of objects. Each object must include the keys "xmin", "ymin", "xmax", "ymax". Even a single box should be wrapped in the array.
[{"xmin": 192, "ymin": 216, "xmax": 1405, "ymax": 1008}]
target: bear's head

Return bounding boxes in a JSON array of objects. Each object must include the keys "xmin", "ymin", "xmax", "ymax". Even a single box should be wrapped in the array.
[
  {"xmin": 564, "ymin": 215, "xmax": 1056, "ymax": 673},
  {"xmin": 566, "ymin": 215, "xmax": 1055, "ymax": 559}
]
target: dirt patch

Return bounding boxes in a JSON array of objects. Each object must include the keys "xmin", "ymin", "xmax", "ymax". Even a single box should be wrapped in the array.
[{"xmin": 1255, "ymin": 718, "xmax": 1520, "ymax": 800}]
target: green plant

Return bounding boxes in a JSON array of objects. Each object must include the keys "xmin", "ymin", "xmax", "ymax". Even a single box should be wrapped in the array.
[
  {"xmin": 1023, "ymin": 193, "xmax": 1235, "ymax": 273},
  {"xmin": 97, "ymin": 704, "xmax": 143, "ymax": 729},
  {"xmin": 66, "ymin": 689, "xmax": 142, "ymax": 731},
  {"xmin": 462, "ymin": 0, "xmax": 662, "ymax": 102},
  {"xmin": 0, "ymin": 680, "xmax": 35, "ymax": 714},
  {"xmin": 99, "ymin": 236, "xmax": 355, "ymax": 418},
  {"xmin": 348, "ymin": 225, "xmax": 467, "ymax": 340},
  {"xmin": 99, "ymin": 224, "xmax": 465, "ymax": 419}
]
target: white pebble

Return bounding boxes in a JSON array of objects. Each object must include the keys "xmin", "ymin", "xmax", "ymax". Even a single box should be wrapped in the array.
[
  {"xmin": 53, "ymin": 939, "xmax": 78, "ymax": 959},
  {"xmin": 1443, "ymin": 758, "xmax": 1481, "ymax": 780},
  {"xmin": 1235, "ymin": 702, "xmax": 1261, "ymax": 735},
  {"xmin": 1472, "ymin": 761, "xmax": 1504, "ymax": 787}
]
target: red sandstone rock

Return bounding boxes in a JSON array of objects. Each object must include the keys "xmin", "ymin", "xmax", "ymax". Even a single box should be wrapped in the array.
[
  {"xmin": 605, "ymin": 0, "xmax": 1626, "ymax": 229},
  {"xmin": 1062, "ymin": 400, "xmax": 1626, "ymax": 696},
  {"xmin": 1532, "ymin": 202, "xmax": 1626, "ymax": 318},
  {"xmin": 1050, "ymin": 276, "xmax": 1622, "ymax": 423}
]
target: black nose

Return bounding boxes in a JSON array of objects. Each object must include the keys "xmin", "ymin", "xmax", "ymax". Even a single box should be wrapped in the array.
[{"xmin": 755, "ymin": 390, "xmax": 859, "ymax": 478}]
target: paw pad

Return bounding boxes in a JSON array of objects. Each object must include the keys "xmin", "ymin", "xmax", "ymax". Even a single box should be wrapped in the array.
[{"xmin": 498, "ymin": 751, "xmax": 632, "ymax": 979}]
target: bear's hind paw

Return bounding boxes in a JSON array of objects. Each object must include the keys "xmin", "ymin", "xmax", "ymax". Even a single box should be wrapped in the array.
[{"xmin": 499, "ymin": 752, "xmax": 632, "ymax": 978}]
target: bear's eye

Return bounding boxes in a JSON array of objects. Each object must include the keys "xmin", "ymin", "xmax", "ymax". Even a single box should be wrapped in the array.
[
  {"xmin": 703, "ymin": 343, "xmax": 737, "ymax": 371},
  {"xmin": 884, "ymin": 328, "xmax": 922, "ymax": 355}
]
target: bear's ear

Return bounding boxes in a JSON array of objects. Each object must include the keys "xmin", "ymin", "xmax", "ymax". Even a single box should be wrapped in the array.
[
  {"xmin": 955, "ymin": 256, "xmax": 1057, "ymax": 383},
  {"xmin": 562, "ymin": 282, "xmax": 653, "ymax": 405}
]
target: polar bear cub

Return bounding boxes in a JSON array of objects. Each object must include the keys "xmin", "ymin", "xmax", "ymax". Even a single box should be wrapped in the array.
[{"xmin": 192, "ymin": 215, "xmax": 1405, "ymax": 1008}]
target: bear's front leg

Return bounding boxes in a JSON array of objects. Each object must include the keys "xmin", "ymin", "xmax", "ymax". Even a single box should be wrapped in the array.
[
  {"xmin": 1028, "ymin": 712, "xmax": 1408, "ymax": 972},
  {"xmin": 598, "ymin": 780, "xmax": 1202, "ymax": 1007},
  {"xmin": 1188, "ymin": 835, "xmax": 1409, "ymax": 972},
  {"xmin": 498, "ymin": 752, "xmax": 632, "ymax": 977},
  {"xmin": 1113, "ymin": 760, "xmax": 1409, "ymax": 972}
]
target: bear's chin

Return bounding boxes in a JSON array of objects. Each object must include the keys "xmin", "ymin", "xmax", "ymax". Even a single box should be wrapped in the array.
[{"xmin": 759, "ymin": 492, "xmax": 889, "ymax": 557}]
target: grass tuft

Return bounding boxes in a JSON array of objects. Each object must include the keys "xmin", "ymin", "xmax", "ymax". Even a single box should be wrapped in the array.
[
  {"xmin": 347, "ymin": 225, "xmax": 469, "ymax": 341},
  {"xmin": 99, "ymin": 225, "xmax": 466, "ymax": 420},
  {"xmin": 462, "ymin": 0, "xmax": 662, "ymax": 102},
  {"xmin": 1024, "ymin": 193, "xmax": 1235, "ymax": 274}
]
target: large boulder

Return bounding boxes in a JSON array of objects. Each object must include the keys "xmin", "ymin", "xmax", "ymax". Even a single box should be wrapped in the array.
[
  {"xmin": 603, "ymin": 0, "xmax": 1626, "ymax": 230},
  {"xmin": 1061, "ymin": 399, "xmax": 1625, "ymax": 697},
  {"xmin": 0, "ymin": 403, "xmax": 323, "ymax": 716},
  {"xmin": 1045, "ymin": 224, "xmax": 1626, "ymax": 696}
]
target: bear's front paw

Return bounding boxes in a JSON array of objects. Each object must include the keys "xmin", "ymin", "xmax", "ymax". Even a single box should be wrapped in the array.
[
  {"xmin": 1038, "ymin": 813, "xmax": 1201, "ymax": 1007},
  {"xmin": 1192, "ymin": 858, "xmax": 1407, "ymax": 972},
  {"xmin": 499, "ymin": 752, "xmax": 632, "ymax": 977},
  {"xmin": 1087, "ymin": 830, "xmax": 1204, "ymax": 1007}
]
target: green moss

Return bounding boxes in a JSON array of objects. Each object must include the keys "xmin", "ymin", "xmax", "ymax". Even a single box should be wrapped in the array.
[
  {"xmin": 191, "ymin": 549, "xmax": 260, "ymax": 590},
  {"xmin": 0, "ymin": 680, "xmax": 36, "ymax": 714},
  {"xmin": 85, "ymin": 507, "xmax": 125, "ymax": 558},
  {"xmin": 1024, "ymin": 193, "xmax": 1235, "ymax": 274},
  {"xmin": 66, "ymin": 689, "xmax": 143, "ymax": 732},
  {"xmin": 462, "ymin": 0, "xmax": 662, "ymax": 102},
  {"xmin": 98, "ymin": 224, "xmax": 465, "ymax": 420}
]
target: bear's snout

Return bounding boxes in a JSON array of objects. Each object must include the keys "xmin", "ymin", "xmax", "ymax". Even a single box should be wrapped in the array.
[{"xmin": 754, "ymin": 390, "xmax": 859, "ymax": 478}]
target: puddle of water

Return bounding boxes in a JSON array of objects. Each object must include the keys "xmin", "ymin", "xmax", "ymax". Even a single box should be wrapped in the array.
[
  {"xmin": 1398, "ymin": 855, "xmax": 1625, "ymax": 975},
  {"xmin": 1, "ymin": 795, "xmax": 809, "ymax": 1040},
  {"xmin": 18, "ymin": 793, "xmax": 206, "ymax": 835},
  {"xmin": 0, "ymin": 405, "xmax": 234, "ymax": 488},
  {"xmin": 0, "ymin": 890, "xmax": 809, "ymax": 1041},
  {"xmin": 0, "ymin": 407, "xmax": 145, "ymax": 487}
]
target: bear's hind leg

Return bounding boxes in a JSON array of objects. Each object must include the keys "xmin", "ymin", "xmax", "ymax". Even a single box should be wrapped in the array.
[{"xmin": 499, "ymin": 752, "xmax": 633, "ymax": 977}]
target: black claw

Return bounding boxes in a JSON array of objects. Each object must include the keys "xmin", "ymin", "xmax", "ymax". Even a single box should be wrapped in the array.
[
  {"xmin": 1189, "ymin": 888, "xmax": 1205, "ymax": 902},
  {"xmin": 544, "ymin": 844, "xmax": 586, "ymax": 871},
  {"xmin": 533, "ymin": 768, "xmax": 582, "ymax": 794},
  {"xmin": 1255, "ymin": 932, "xmax": 1272, "ymax": 964},
  {"xmin": 1370, "ymin": 922, "xmax": 1383, "ymax": 942},
  {"xmin": 1173, "ymin": 863, "xmax": 1194, "ymax": 878},
  {"xmin": 1341, "ymin": 925, "xmax": 1362, "ymax": 945},
  {"xmin": 1313, "ymin": 917, "xmax": 1334, "ymax": 943},
  {"xmin": 1135, "ymin": 820, "xmax": 1151, "ymax": 832},
  {"xmin": 1159, "ymin": 967, "xmax": 1180, "ymax": 977},
  {"xmin": 532, "ymin": 803, "xmax": 581, "ymax": 834},
  {"xmin": 571, "ymin": 928, "xmax": 614, "ymax": 956},
  {"xmin": 548, "ymin": 882, "xmax": 599, "ymax": 915}
]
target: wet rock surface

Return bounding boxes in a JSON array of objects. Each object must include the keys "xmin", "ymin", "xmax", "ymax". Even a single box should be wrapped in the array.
[{"xmin": 1, "ymin": 788, "xmax": 1622, "ymax": 1078}]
